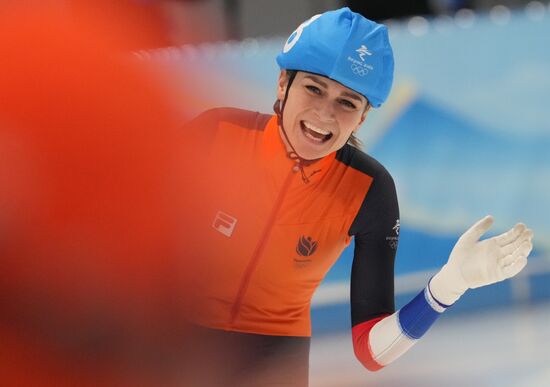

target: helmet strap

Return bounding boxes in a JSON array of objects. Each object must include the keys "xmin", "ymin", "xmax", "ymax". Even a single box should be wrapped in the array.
[{"xmin": 273, "ymin": 71, "xmax": 321, "ymax": 184}]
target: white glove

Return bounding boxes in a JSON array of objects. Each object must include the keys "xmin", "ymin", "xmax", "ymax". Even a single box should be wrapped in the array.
[{"xmin": 430, "ymin": 215, "xmax": 534, "ymax": 306}]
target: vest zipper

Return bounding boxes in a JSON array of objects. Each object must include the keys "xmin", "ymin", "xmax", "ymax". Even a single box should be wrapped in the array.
[{"xmin": 229, "ymin": 165, "xmax": 297, "ymax": 325}]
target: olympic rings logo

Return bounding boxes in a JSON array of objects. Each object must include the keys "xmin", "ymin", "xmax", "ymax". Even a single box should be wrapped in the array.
[{"xmin": 351, "ymin": 63, "xmax": 369, "ymax": 76}]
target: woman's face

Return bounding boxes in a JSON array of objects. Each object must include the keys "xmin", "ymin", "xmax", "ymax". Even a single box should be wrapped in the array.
[{"xmin": 277, "ymin": 70, "xmax": 369, "ymax": 160}]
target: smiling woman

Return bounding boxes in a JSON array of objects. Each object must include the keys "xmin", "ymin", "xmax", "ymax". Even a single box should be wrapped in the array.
[
  {"xmin": 181, "ymin": 7, "xmax": 534, "ymax": 387},
  {"xmin": 276, "ymin": 70, "xmax": 370, "ymax": 160}
]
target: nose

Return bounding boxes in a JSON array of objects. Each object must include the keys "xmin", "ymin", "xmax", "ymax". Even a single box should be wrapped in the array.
[{"xmin": 312, "ymin": 98, "xmax": 336, "ymax": 123}]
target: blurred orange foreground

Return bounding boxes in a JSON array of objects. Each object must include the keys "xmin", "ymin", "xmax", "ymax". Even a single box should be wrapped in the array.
[{"xmin": 0, "ymin": 1, "xmax": 203, "ymax": 385}]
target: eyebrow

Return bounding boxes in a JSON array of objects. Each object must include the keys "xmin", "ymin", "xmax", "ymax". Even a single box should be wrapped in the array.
[{"xmin": 303, "ymin": 75, "xmax": 364, "ymax": 103}]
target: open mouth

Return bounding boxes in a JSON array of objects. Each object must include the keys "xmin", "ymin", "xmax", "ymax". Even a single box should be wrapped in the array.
[{"xmin": 300, "ymin": 121, "xmax": 333, "ymax": 144}]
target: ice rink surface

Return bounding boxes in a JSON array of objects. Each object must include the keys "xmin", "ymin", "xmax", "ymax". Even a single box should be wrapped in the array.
[{"xmin": 310, "ymin": 302, "xmax": 550, "ymax": 387}]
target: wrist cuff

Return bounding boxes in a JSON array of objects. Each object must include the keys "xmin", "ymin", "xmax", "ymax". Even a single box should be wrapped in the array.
[{"xmin": 397, "ymin": 286, "xmax": 447, "ymax": 340}]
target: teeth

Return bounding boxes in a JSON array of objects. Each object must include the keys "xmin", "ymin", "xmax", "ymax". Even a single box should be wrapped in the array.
[
  {"xmin": 303, "ymin": 121, "xmax": 331, "ymax": 136},
  {"xmin": 303, "ymin": 130, "xmax": 324, "ymax": 142}
]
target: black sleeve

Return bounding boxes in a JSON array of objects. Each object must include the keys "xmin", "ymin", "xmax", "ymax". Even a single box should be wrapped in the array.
[{"xmin": 349, "ymin": 167, "xmax": 399, "ymax": 326}]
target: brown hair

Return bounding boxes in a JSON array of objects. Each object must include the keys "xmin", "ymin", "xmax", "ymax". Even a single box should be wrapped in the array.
[{"xmin": 348, "ymin": 132, "xmax": 363, "ymax": 149}]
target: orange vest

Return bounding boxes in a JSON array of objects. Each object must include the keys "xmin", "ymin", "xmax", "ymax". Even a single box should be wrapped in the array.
[{"xmin": 184, "ymin": 108, "xmax": 374, "ymax": 336}]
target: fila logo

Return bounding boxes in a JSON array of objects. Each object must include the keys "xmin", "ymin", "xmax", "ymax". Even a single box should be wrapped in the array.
[
  {"xmin": 212, "ymin": 211, "xmax": 237, "ymax": 237},
  {"xmin": 356, "ymin": 45, "xmax": 372, "ymax": 61},
  {"xmin": 296, "ymin": 235, "xmax": 318, "ymax": 257}
]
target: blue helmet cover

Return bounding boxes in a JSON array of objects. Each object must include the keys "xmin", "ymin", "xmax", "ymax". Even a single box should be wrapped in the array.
[{"xmin": 276, "ymin": 7, "xmax": 394, "ymax": 108}]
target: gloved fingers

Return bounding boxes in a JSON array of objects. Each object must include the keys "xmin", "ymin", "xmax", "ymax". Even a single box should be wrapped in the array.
[
  {"xmin": 460, "ymin": 215, "xmax": 494, "ymax": 244},
  {"xmin": 494, "ymin": 223, "xmax": 527, "ymax": 247},
  {"xmin": 499, "ymin": 228, "xmax": 533, "ymax": 256},
  {"xmin": 499, "ymin": 239, "xmax": 533, "ymax": 267},
  {"xmin": 501, "ymin": 256, "xmax": 528, "ymax": 279}
]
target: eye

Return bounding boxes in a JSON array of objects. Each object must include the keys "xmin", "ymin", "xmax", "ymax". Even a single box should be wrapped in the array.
[
  {"xmin": 339, "ymin": 99, "xmax": 357, "ymax": 110},
  {"xmin": 305, "ymin": 85, "xmax": 322, "ymax": 95}
]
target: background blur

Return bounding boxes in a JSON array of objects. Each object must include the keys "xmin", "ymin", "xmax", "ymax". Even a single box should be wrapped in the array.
[{"xmin": 145, "ymin": 0, "xmax": 550, "ymax": 385}]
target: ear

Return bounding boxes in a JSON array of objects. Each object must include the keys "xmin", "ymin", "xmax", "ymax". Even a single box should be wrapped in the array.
[
  {"xmin": 277, "ymin": 70, "xmax": 288, "ymax": 101},
  {"xmin": 354, "ymin": 103, "xmax": 371, "ymax": 131}
]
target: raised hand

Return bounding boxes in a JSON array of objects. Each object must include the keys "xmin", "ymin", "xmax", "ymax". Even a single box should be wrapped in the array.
[{"xmin": 429, "ymin": 216, "xmax": 534, "ymax": 306}]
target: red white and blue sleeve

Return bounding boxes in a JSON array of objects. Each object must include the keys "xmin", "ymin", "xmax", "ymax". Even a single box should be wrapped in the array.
[{"xmin": 348, "ymin": 153, "xmax": 451, "ymax": 371}]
